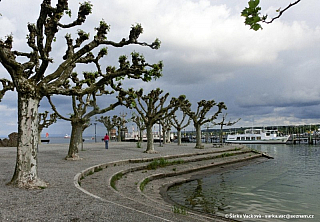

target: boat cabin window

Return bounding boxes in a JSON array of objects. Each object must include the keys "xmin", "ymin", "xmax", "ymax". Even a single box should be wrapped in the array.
[
  {"xmin": 237, "ymin": 137, "xmax": 240, "ymax": 140},
  {"xmin": 246, "ymin": 137, "xmax": 250, "ymax": 140},
  {"xmin": 251, "ymin": 137, "xmax": 255, "ymax": 140},
  {"xmin": 257, "ymin": 137, "xmax": 261, "ymax": 140},
  {"xmin": 266, "ymin": 132, "xmax": 270, "ymax": 136},
  {"xmin": 241, "ymin": 137, "xmax": 245, "ymax": 141}
]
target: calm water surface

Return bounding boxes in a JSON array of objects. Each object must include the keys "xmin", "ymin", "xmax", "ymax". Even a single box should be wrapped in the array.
[{"xmin": 167, "ymin": 144, "xmax": 319, "ymax": 221}]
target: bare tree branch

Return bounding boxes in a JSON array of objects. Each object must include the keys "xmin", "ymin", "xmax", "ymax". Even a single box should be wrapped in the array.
[
  {"xmin": 0, "ymin": 78, "xmax": 14, "ymax": 101},
  {"xmin": 264, "ymin": 0, "xmax": 301, "ymax": 24},
  {"xmin": 46, "ymin": 95, "xmax": 71, "ymax": 121}
]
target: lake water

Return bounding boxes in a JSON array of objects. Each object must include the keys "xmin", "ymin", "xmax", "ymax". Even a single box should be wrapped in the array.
[{"xmin": 167, "ymin": 144, "xmax": 319, "ymax": 221}]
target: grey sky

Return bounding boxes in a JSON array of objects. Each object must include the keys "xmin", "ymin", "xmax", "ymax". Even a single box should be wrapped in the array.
[{"xmin": 0, "ymin": 0, "xmax": 319, "ymax": 137}]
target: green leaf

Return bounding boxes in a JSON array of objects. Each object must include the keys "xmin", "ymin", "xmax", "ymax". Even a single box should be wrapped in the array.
[
  {"xmin": 65, "ymin": 9, "xmax": 72, "ymax": 17},
  {"xmin": 241, "ymin": 0, "xmax": 263, "ymax": 31},
  {"xmin": 248, "ymin": 0, "xmax": 260, "ymax": 8}
]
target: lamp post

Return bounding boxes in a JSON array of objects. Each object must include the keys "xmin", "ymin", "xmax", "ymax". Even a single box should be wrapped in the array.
[{"xmin": 94, "ymin": 122, "xmax": 97, "ymax": 143}]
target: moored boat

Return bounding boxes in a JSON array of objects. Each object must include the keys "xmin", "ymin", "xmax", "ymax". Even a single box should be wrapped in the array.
[
  {"xmin": 124, "ymin": 131, "xmax": 163, "ymax": 142},
  {"xmin": 226, "ymin": 129, "xmax": 289, "ymax": 144}
]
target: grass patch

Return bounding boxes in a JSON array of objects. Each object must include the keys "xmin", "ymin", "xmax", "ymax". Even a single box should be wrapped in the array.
[
  {"xmin": 147, "ymin": 158, "xmax": 168, "ymax": 170},
  {"xmin": 140, "ymin": 178, "xmax": 150, "ymax": 192},
  {"xmin": 94, "ymin": 167, "xmax": 103, "ymax": 172},
  {"xmin": 216, "ymin": 152, "xmax": 235, "ymax": 158},
  {"xmin": 110, "ymin": 172, "xmax": 123, "ymax": 190},
  {"xmin": 172, "ymin": 205, "xmax": 187, "ymax": 215},
  {"xmin": 146, "ymin": 158, "xmax": 184, "ymax": 170},
  {"xmin": 87, "ymin": 171, "xmax": 94, "ymax": 176}
]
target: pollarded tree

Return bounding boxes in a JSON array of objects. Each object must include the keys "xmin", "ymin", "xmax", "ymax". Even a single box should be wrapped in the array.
[
  {"xmin": 170, "ymin": 110, "xmax": 191, "ymax": 146},
  {"xmin": 213, "ymin": 113, "xmax": 240, "ymax": 145},
  {"xmin": 112, "ymin": 114, "xmax": 127, "ymax": 142},
  {"xmin": 159, "ymin": 114, "xmax": 173, "ymax": 144},
  {"xmin": 97, "ymin": 116, "xmax": 115, "ymax": 137},
  {"xmin": 130, "ymin": 112, "xmax": 146, "ymax": 145},
  {"xmin": 182, "ymin": 100, "xmax": 227, "ymax": 149},
  {"xmin": 38, "ymin": 111, "xmax": 57, "ymax": 144},
  {"xmin": 0, "ymin": 1, "xmax": 162, "ymax": 189},
  {"xmin": 124, "ymin": 88, "xmax": 186, "ymax": 153},
  {"xmin": 99, "ymin": 114, "xmax": 127, "ymax": 142},
  {"xmin": 47, "ymin": 85, "xmax": 123, "ymax": 160}
]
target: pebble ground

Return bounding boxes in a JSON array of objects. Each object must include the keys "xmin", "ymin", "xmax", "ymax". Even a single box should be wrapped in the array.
[{"xmin": 0, "ymin": 141, "xmax": 266, "ymax": 221}]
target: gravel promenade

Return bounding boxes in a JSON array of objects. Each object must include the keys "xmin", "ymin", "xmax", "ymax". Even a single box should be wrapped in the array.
[{"xmin": 0, "ymin": 141, "xmax": 268, "ymax": 221}]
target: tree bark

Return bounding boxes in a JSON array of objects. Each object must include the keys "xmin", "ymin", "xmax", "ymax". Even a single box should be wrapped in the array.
[
  {"xmin": 177, "ymin": 129, "xmax": 182, "ymax": 145},
  {"xmin": 37, "ymin": 129, "xmax": 42, "ymax": 145},
  {"xmin": 145, "ymin": 124, "xmax": 156, "ymax": 153},
  {"xmin": 195, "ymin": 124, "xmax": 204, "ymax": 149},
  {"xmin": 117, "ymin": 126, "xmax": 122, "ymax": 142},
  {"xmin": 220, "ymin": 124, "xmax": 223, "ymax": 145},
  {"xmin": 66, "ymin": 121, "xmax": 83, "ymax": 160},
  {"xmin": 9, "ymin": 93, "xmax": 48, "ymax": 189},
  {"xmin": 162, "ymin": 128, "xmax": 166, "ymax": 145},
  {"xmin": 139, "ymin": 129, "xmax": 143, "ymax": 144},
  {"xmin": 166, "ymin": 129, "xmax": 171, "ymax": 143}
]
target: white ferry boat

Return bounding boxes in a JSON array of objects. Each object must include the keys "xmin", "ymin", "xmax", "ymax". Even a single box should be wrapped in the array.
[{"xmin": 226, "ymin": 129, "xmax": 289, "ymax": 144}]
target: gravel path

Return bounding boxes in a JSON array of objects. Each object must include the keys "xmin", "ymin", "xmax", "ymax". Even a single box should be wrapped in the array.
[{"xmin": 0, "ymin": 142, "xmax": 265, "ymax": 221}]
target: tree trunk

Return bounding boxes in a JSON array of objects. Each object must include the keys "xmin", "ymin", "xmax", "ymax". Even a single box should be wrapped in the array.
[
  {"xmin": 166, "ymin": 129, "xmax": 171, "ymax": 143},
  {"xmin": 106, "ymin": 127, "xmax": 112, "ymax": 141},
  {"xmin": 117, "ymin": 126, "xmax": 121, "ymax": 142},
  {"xmin": 220, "ymin": 124, "xmax": 224, "ymax": 145},
  {"xmin": 145, "ymin": 124, "xmax": 156, "ymax": 153},
  {"xmin": 66, "ymin": 121, "xmax": 83, "ymax": 160},
  {"xmin": 37, "ymin": 125, "xmax": 45, "ymax": 145},
  {"xmin": 139, "ymin": 129, "xmax": 143, "ymax": 144},
  {"xmin": 9, "ymin": 93, "xmax": 48, "ymax": 189},
  {"xmin": 37, "ymin": 129, "xmax": 42, "ymax": 145},
  {"xmin": 162, "ymin": 128, "xmax": 166, "ymax": 145},
  {"xmin": 195, "ymin": 124, "xmax": 204, "ymax": 149},
  {"xmin": 177, "ymin": 129, "xmax": 182, "ymax": 145}
]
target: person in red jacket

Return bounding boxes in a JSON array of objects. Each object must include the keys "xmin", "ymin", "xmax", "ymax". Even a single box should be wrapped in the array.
[{"xmin": 104, "ymin": 133, "xmax": 109, "ymax": 149}]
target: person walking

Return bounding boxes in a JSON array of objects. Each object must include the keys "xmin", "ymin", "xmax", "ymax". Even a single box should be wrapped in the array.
[{"xmin": 104, "ymin": 133, "xmax": 110, "ymax": 149}]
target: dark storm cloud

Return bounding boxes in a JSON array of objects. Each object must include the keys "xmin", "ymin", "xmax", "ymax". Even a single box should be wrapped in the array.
[{"xmin": 1, "ymin": 0, "xmax": 320, "ymax": 136}]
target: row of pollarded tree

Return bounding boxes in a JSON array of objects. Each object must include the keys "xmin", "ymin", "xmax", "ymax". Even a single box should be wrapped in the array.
[
  {"xmin": 98, "ymin": 88, "xmax": 240, "ymax": 153},
  {"xmin": 38, "ymin": 87, "xmax": 239, "ymax": 158},
  {"xmin": 0, "ymin": 1, "xmax": 238, "ymax": 189},
  {"xmin": 120, "ymin": 88, "xmax": 227, "ymax": 152},
  {"xmin": 0, "ymin": 1, "xmax": 162, "ymax": 189},
  {"xmin": 97, "ymin": 114, "xmax": 128, "ymax": 142}
]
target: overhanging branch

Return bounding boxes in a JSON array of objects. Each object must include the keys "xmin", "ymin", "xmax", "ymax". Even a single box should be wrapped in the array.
[{"xmin": 264, "ymin": 0, "xmax": 301, "ymax": 24}]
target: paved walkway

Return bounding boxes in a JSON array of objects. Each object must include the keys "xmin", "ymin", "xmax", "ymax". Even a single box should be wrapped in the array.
[{"xmin": 0, "ymin": 141, "xmax": 267, "ymax": 221}]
